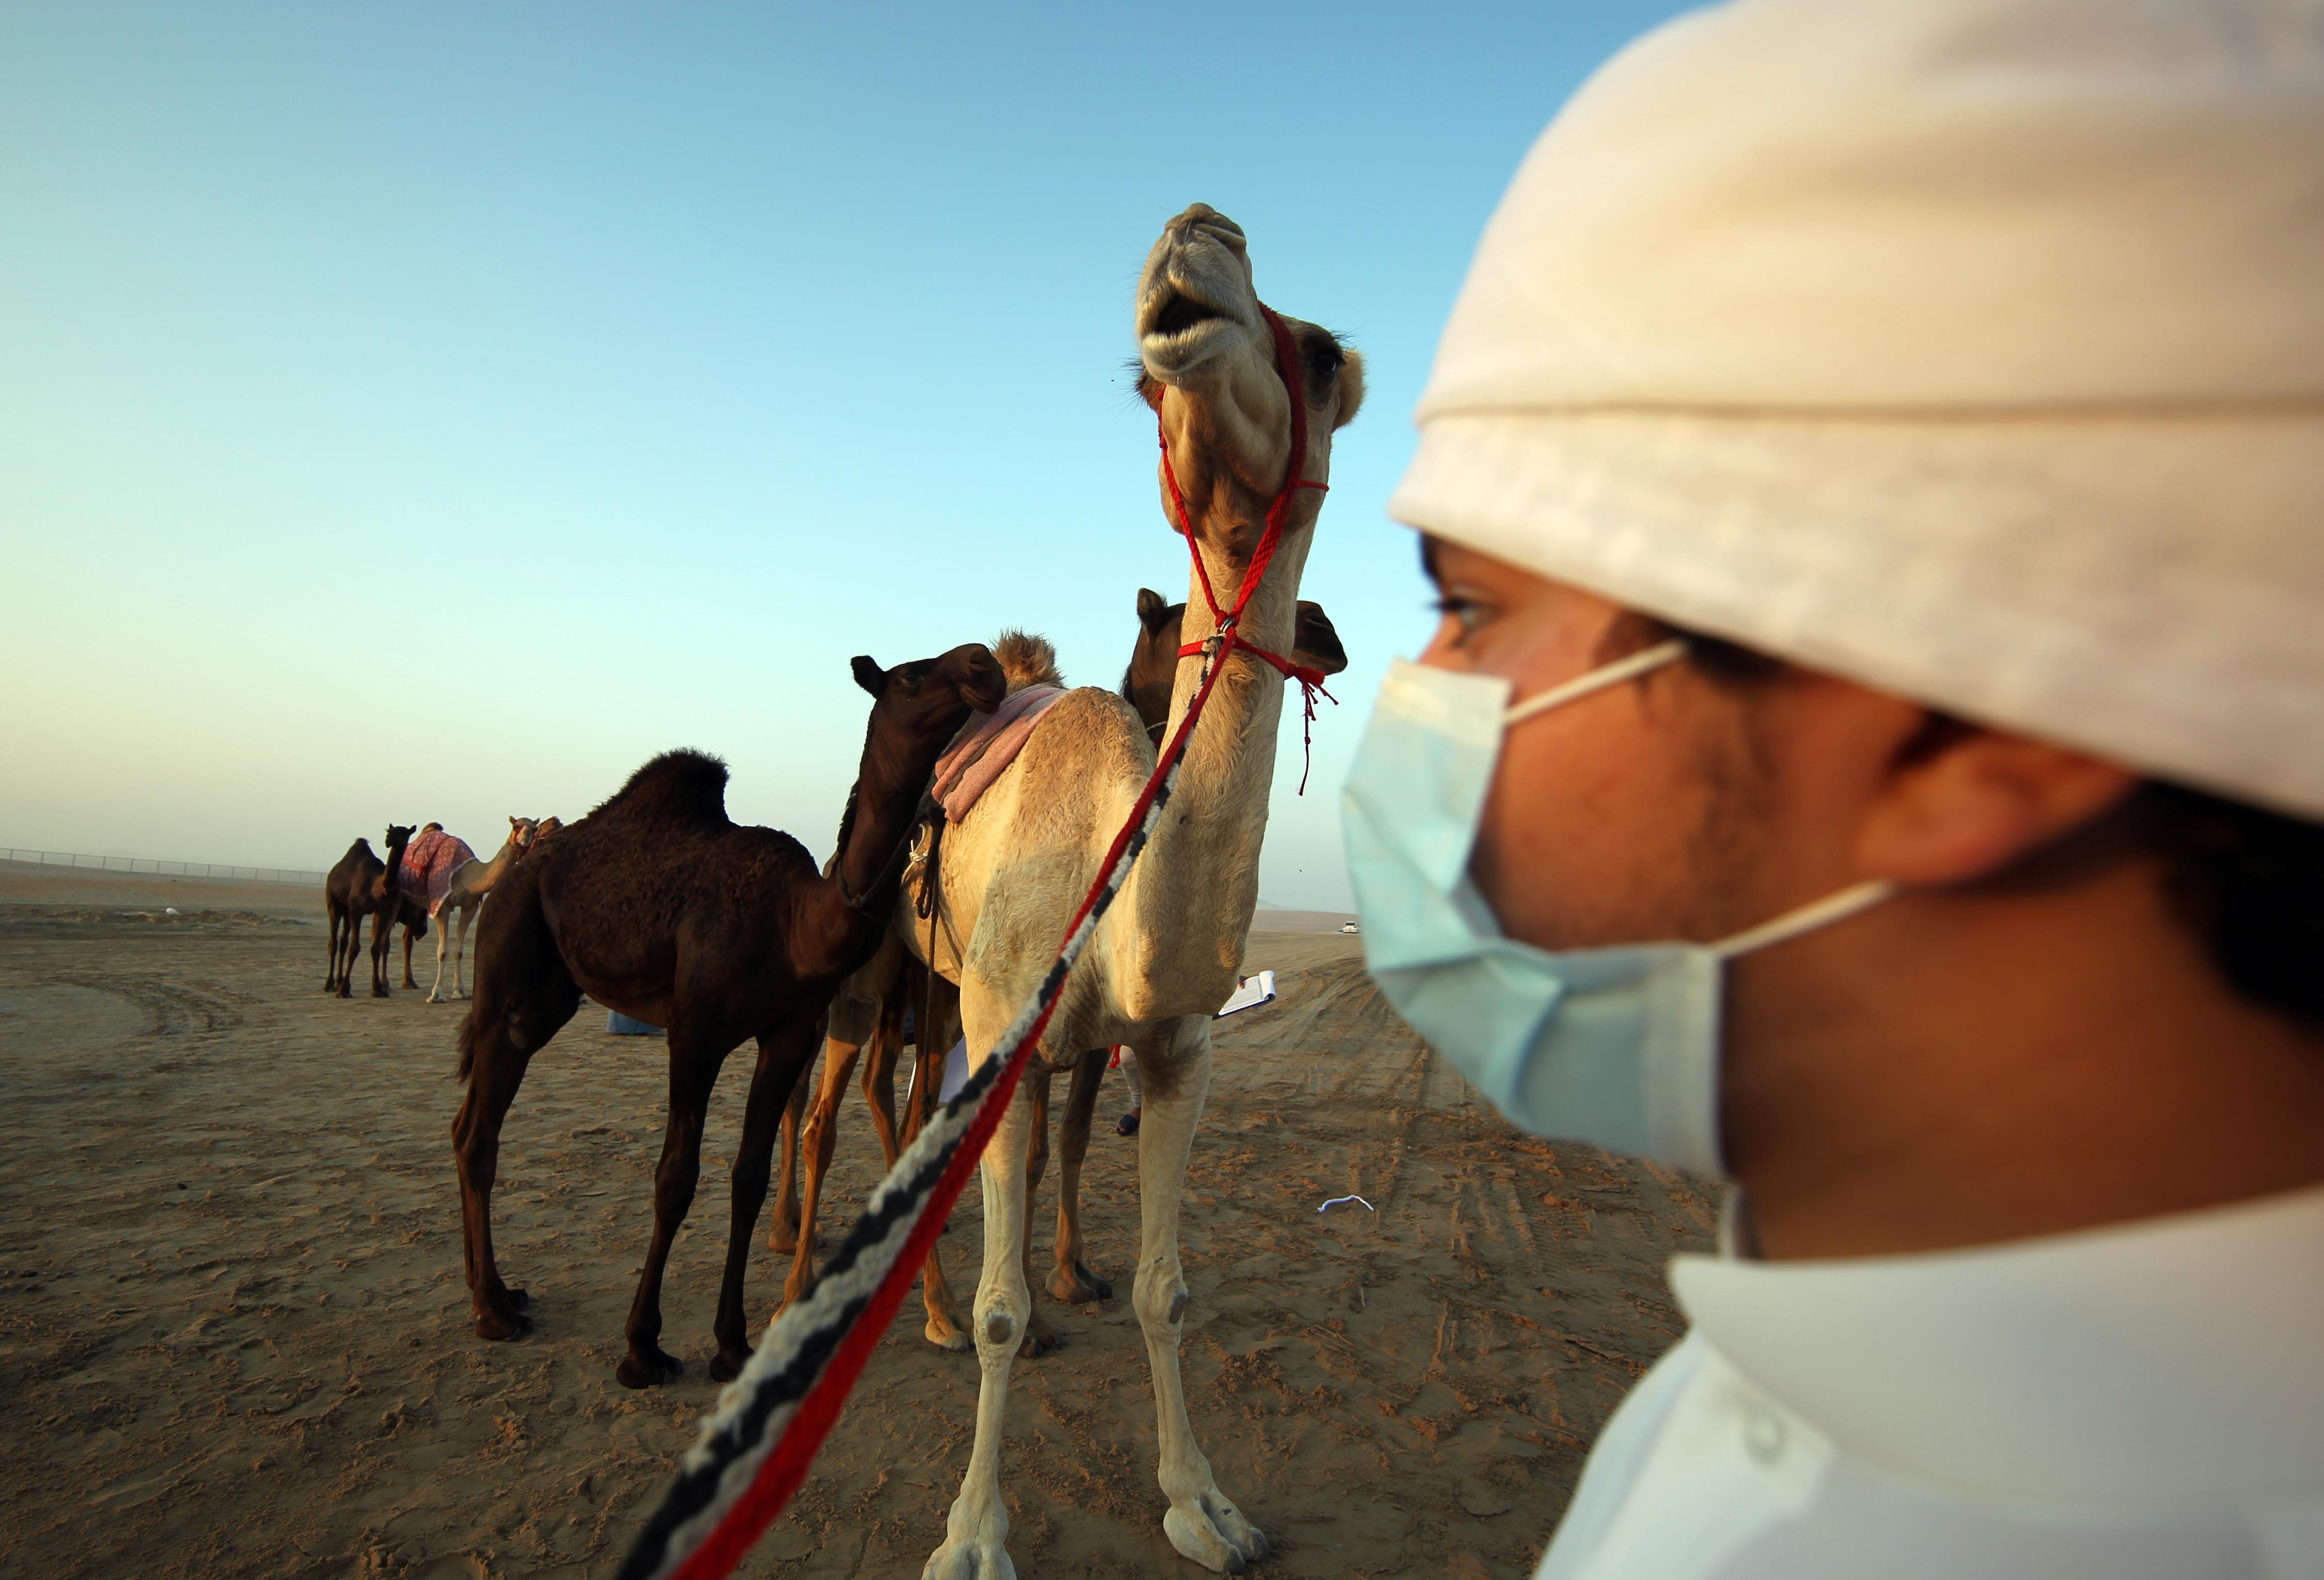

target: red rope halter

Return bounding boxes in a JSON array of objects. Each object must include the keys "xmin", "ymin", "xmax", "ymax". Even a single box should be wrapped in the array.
[{"xmin": 1156, "ymin": 303, "xmax": 1334, "ymax": 790}]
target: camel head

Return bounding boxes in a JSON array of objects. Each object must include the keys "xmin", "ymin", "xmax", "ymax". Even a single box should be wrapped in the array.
[
  {"xmin": 508, "ymin": 815, "xmax": 540, "ymax": 851},
  {"xmin": 851, "ymin": 642, "xmax": 1007, "ymax": 747},
  {"xmin": 384, "ymin": 823, "xmax": 416, "ymax": 854},
  {"xmin": 1121, "ymin": 587, "xmax": 1350, "ymax": 740},
  {"xmin": 1136, "ymin": 203, "xmax": 1365, "ymax": 563}
]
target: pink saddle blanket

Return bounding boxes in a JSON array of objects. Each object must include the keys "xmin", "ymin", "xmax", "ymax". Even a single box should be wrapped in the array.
[
  {"xmin": 398, "ymin": 830, "xmax": 476, "ymax": 918},
  {"xmin": 933, "ymin": 685, "xmax": 1065, "ymax": 821}
]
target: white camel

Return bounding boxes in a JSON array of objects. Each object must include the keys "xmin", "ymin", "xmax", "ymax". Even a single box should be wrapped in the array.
[
  {"xmin": 426, "ymin": 816, "xmax": 541, "ymax": 1003},
  {"xmin": 908, "ymin": 203, "xmax": 1363, "ymax": 1579}
]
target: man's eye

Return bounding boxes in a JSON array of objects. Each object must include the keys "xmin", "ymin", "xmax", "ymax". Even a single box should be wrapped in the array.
[{"xmin": 1431, "ymin": 596, "xmax": 1492, "ymax": 638}]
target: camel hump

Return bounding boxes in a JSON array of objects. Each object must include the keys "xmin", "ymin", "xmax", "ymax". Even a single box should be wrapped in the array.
[
  {"xmin": 601, "ymin": 749, "xmax": 733, "ymax": 828},
  {"xmin": 993, "ymin": 629, "xmax": 1062, "ymax": 694}
]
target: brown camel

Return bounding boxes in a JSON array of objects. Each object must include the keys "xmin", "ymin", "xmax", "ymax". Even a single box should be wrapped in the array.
[
  {"xmin": 775, "ymin": 601, "xmax": 1348, "ymax": 1351},
  {"xmin": 450, "ymin": 643, "xmax": 1004, "ymax": 1389},
  {"xmin": 323, "ymin": 825, "xmax": 416, "ymax": 998},
  {"xmin": 1122, "ymin": 588, "xmax": 1346, "ymax": 739}
]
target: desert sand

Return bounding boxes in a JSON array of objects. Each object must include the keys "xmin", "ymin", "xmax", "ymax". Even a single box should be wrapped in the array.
[{"xmin": 0, "ymin": 859, "xmax": 1714, "ymax": 1580}]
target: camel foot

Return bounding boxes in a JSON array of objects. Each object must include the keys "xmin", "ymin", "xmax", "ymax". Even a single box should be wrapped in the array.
[
  {"xmin": 709, "ymin": 1344, "xmax": 752, "ymax": 1384},
  {"xmin": 474, "ymin": 1303, "xmax": 532, "ymax": 1342},
  {"xmin": 923, "ymin": 1305, "xmax": 972, "ymax": 1353},
  {"xmin": 1017, "ymin": 1313, "xmax": 1060, "ymax": 1360},
  {"xmin": 616, "ymin": 1347, "xmax": 685, "ymax": 1389},
  {"xmin": 766, "ymin": 1212, "xmax": 804, "ymax": 1256},
  {"xmin": 922, "ymin": 1532, "xmax": 1016, "ymax": 1580},
  {"xmin": 1048, "ymin": 1260, "xmax": 1113, "ymax": 1304},
  {"xmin": 337, "ymin": 985, "xmax": 353, "ymax": 1000},
  {"xmin": 426, "ymin": 991, "xmax": 445, "ymax": 1004},
  {"xmin": 1164, "ymin": 1489, "xmax": 1268, "ymax": 1574},
  {"xmin": 371, "ymin": 985, "xmax": 389, "ymax": 999}
]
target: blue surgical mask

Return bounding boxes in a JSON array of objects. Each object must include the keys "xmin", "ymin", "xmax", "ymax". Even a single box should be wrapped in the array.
[{"xmin": 1342, "ymin": 648, "xmax": 1893, "ymax": 1176}]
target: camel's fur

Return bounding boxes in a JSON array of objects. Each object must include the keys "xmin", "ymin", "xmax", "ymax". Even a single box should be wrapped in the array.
[{"xmin": 914, "ymin": 204, "xmax": 1364, "ymax": 1579}]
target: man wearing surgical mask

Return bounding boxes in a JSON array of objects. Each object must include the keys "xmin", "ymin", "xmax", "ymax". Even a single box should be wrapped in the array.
[{"xmin": 1342, "ymin": 1, "xmax": 2324, "ymax": 1575}]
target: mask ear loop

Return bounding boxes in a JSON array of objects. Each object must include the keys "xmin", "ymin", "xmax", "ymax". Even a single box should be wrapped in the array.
[
  {"xmin": 1712, "ymin": 879, "xmax": 1898, "ymax": 960},
  {"xmin": 1503, "ymin": 639, "xmax": 1690, "ymax": 725}
]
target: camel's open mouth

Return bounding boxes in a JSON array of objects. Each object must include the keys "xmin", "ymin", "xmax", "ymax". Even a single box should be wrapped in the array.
[{"xmin": 1144, "ymin": 288, "xmax": 1229, "ymax": 342}]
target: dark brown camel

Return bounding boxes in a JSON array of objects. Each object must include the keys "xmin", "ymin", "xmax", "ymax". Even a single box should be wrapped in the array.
[
  {"xmin": 773, "ymin": 596, "xmax": 1349, "ymax": 1352},
  {"xmin": 1122, "ymin": 588, "xmax": 1347, "ymax": 742},
  {"xmin": 451, "ymin": 643, "xmax": 1004, "ymax": 1388},
  {"xmin": 323, "ymin": 825, "xmax": 417, "ymax": 998}
]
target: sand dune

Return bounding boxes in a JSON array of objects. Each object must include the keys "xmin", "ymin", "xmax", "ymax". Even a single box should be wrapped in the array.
[{"xmin": 0, "ymin": 862, "xmax": 1712, "ymax": 1579}]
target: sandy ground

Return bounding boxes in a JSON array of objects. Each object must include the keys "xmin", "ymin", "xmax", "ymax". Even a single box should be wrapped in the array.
[{"xmin": 0, "ymin": 861, "xmax": 1714, "ymax": 1580}]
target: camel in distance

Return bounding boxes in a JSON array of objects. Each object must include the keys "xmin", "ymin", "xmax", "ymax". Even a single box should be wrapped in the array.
[
  {"xmin": 451, "ymin": 643, "xmax": 1005, "ymax": 1390},
  {"xmin": 322, "ymin": 825, "xmax": 417, "ymax": 999},
  {"xmin": 425, "ymin": 817, "xmax": 543, "ymax": 1004}
]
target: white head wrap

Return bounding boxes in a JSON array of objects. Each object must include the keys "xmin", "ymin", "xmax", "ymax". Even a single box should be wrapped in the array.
[{"xmin": 1391, "ymin": 0, "xmax": 2324, "ymax": 819}]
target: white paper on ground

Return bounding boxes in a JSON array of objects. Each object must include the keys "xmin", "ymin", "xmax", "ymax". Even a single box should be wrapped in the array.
[
  {"xmin": 1214, "ymin": 970, "xmax": 1277, "ymax": 1019},
  {"xmin": 937, "ymin": 1037, "xmax": 972, "ymax": 1103}
]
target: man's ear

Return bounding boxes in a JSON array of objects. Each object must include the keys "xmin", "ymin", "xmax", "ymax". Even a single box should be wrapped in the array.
[
  {"xmin": 1137, "ymin": 588, "xmax": 1171, "ymax": 632},
  {"xmin": 1855, "ymin": 718, "xmax": 2140, "ymax": 886},
  {"xmin": 851, "ymin": 655, "xmax": 886, "ymax": 697}
]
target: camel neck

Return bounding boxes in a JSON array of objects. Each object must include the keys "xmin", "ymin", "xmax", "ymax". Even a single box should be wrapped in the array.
[
  {"xmin": 818, "ymin": 715, "xmax": 947, "ymax": 958},
  {"xmin": 1114, "ymin": 520, "xmax": 1314, "ymax": 1004}
]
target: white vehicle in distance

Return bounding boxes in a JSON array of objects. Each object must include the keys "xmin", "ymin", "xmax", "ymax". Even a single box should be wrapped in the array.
[{"xmin": 1339, "ymin": 920, "xmax": 1361, "ymax": 935}]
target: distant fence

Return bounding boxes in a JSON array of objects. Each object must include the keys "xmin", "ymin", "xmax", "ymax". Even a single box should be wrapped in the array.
[{"xmin": 0, "ymin": 847, "xmax": 326, "ymax": 886}]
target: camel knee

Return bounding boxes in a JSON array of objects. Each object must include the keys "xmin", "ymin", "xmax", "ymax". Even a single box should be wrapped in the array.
[
  {"xmin": 1134, "ymin": 1265, "xmax": 1189, "ymax": 1334},
  {"xmin": 972, "ymin": 1281, "xmax": 1029, "ymax": 1356}
]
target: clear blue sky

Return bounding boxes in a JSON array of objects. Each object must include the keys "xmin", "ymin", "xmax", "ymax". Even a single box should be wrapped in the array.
[{"xmin": 2, "ymin": 1, "xmax": 1694, "ymax": 907}]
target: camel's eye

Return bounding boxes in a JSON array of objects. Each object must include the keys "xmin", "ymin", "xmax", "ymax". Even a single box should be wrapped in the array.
[{"xmin": 1302, "ymin": 339, "xmax": 1344, "ymax": 385}]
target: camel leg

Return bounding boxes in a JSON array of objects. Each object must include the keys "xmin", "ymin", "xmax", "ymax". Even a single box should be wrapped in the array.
[
  {"xmin": 777, "ymin": 1030, "xmax": 864, "ymax": 1310},
  {"xmin": 910, "ymin": 969, "xmax": 970, "ymax": 1352},
  {"xmin": 1048, "ymin": 1046, "xmax": 1114, "ymax": 1303},
  {"xmin": 860, "ymin": 987, "xmax": 907, "ymax": 1166},
  {"xmin": 1135, "ymin": 1013, "xmax": 1265, "ymax": 1572},
  {"xmin": 766, "ymin": 1050, "xmax": 813, "ymax": 1255},
  {"xmin": 453, "ymin": 866, "xmax": 578, "ymax": 1342},
  {"xmin": 619, "ymin": 1032, "xmax": 724, "ymax": 1389},
  {"xmin": 452, "ymin": 1033, "xmax": 538, "ymax": 1339},
  {"xmin": 452, "ymin": 902, "xmax": 474, "ymax": 999},
  {"xmin": 924, "ymin": 981, "xmax": 1038, "ymax": 1580},
  {"xmin": 1017, "ymin": 1066, "xmax": 1060, "ymax": 1357},
  {"xmin": 325, "ymin": 903, "xmax": 343, "ymax": 992},
  {"xmin": 712, "ymin": 1018, "xmax": 820, "ymax": 1382},
  {"xmin": 428, "ymin": 903, "xmax": 455, "ymax": 1003},
  {"xmin": 402, "ymin": 923, "xmax": 420, "ymax": 990},
  {"xmin": 369, "ymin": 905, "xmax": 393, "ymax": 997},
  {"xmin": 338, "ymin": 910, "xmax": 364, "ymax": 999}
]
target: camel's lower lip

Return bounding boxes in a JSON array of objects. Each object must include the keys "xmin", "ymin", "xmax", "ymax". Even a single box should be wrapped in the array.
[{"xmin": 1141, "ymin": 287, "xmax": 1231, "ymax": 344}]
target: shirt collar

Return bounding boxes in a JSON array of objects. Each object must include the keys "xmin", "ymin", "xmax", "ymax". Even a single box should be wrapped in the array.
[{"xmin": 1671, "ymin": 1184, "xmax": 2324, "ymax": 1509}]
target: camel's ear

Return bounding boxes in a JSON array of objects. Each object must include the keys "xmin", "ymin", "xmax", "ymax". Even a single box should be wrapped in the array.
[
  {"xmin": 1331, "ymin": 348, "xmax": 1367, "ymax": 431},
  {"xmin": 851, "ymin": 655, "xmax": 887, "ymax": 697},
  {"xmin": 1137, "ymin": 588, "xmax": 1171, "ymax": 632}
]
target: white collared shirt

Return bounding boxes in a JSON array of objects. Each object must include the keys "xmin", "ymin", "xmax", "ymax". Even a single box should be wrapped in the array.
[{"xmin": 1536, "ymin": 1187, "xmax": 2324, "ymax": 1580}]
